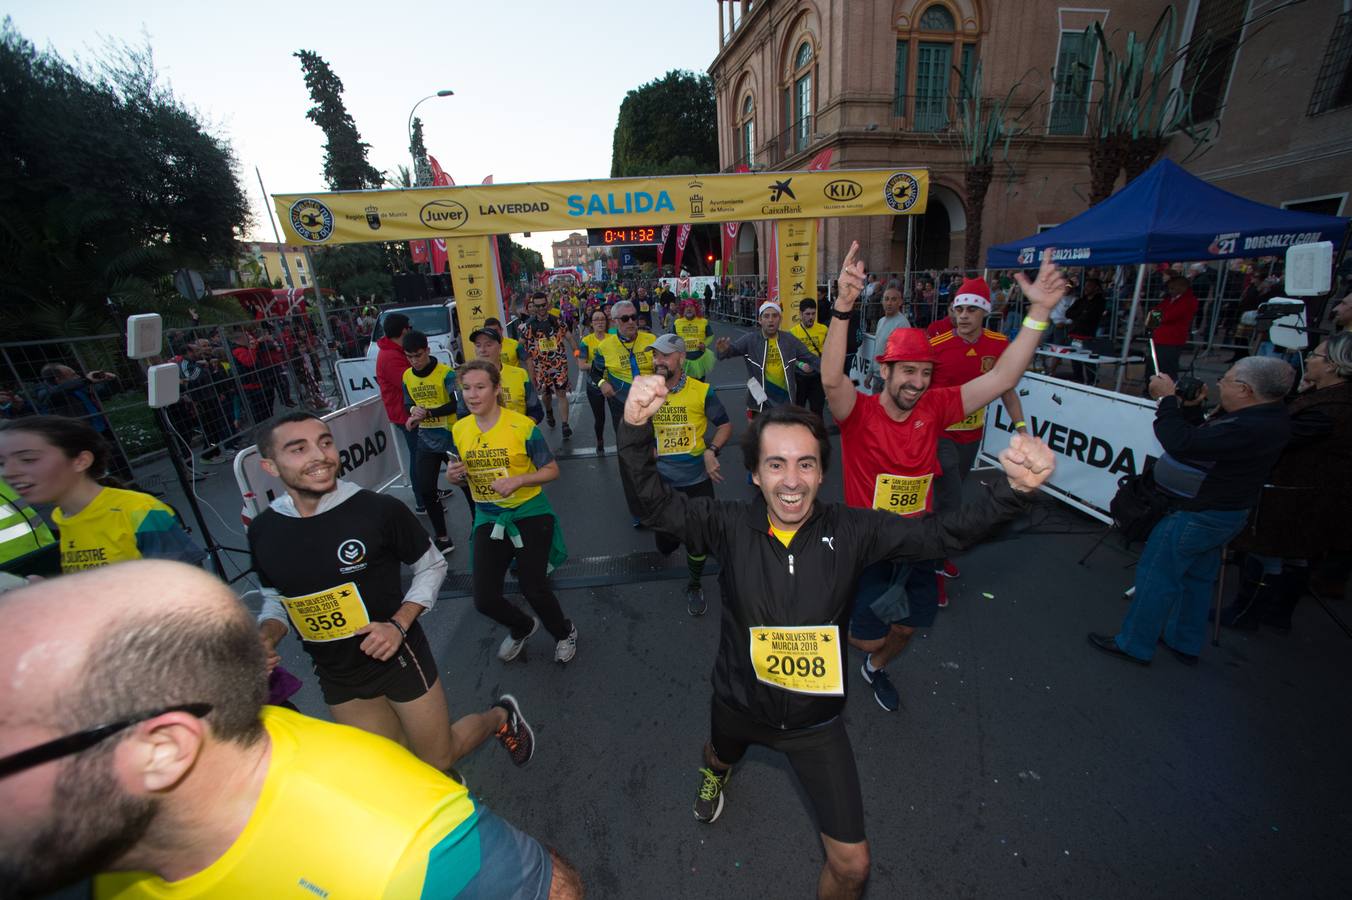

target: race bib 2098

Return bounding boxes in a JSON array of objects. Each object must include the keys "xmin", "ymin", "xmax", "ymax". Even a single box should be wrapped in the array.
[{"xmin": 749, "ymin": 625, "xmax": 844, "ymax": 695}]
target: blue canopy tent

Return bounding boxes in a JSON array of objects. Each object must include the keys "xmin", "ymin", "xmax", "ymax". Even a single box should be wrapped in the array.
[{"xmin": 986, "ymin": 159, "xmax": 1349, "ymax": 389}]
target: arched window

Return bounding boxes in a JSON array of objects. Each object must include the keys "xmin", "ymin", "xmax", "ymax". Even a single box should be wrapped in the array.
[
  {"xmin": 738, "ymin": 94, "xmax": 756, "ymax": 166},
  {"xmin": 893, "ymin": 3, "xmax": 975, "ymax": 132},
  {"xmin": 790, "ymin": 40, "xmax": 814, "ymax": 152}
]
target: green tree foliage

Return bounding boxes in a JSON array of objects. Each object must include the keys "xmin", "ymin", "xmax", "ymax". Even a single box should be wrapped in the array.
[
  {"xmin": 611, "ymin": 70, "xmax": 718, "ymax": 177},
  {"xmin": 497, "ymin": 235, "xmax": 544, "ymax": 281},
  {"xmin": 294, "ymin": 50, "xmax": 383, "ymax": 191},
  {"xmin": 409, "ymin": 116, "xmax": 431, "ymax": 186},
  {"xmin": 0, "ymin": 25, "xmax": 250, "ymax": 335}
]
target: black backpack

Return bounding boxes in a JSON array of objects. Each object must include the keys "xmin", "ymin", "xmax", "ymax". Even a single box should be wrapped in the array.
[{"xmin": 1109, "ymin": 468, "xmax": 1174, "ymax": 544}]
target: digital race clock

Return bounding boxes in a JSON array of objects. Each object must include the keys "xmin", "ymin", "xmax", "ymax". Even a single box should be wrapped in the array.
[{"xmin": 586, "ymin": 227, "xmax": 663, "ymax": 247}]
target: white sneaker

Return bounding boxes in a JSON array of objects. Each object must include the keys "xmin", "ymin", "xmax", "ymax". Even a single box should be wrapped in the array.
[
  {"xmin": 554, "ymin": 623, "xmax": 578, "ymax": 663},
  {"xmin": 497, "ymin": 618, "xmax": 540, "ymax": 662}
]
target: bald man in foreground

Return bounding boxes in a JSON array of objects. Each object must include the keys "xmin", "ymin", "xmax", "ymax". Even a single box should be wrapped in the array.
[{"xmin": 0, "ymin": 561, "xmax": 584, "ymax": 899}]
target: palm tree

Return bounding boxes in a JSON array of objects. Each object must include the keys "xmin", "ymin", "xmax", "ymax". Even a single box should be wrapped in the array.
[{"xmin": 951, "ymin": 61, "xmax": 1042, "ymax": 270}]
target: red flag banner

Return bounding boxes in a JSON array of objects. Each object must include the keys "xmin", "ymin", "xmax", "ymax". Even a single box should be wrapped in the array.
[
  {"xmin": 656, "ymin": 224, "xmax": 671, "ymax": 272},
  {"xmin": 428, "ymin": 156, "xmax": 455, "ymax": 274},
  {"xmin": 673, "ymin": 224, "xmax": 692, "ymax": 273},
  {"xmin": 721, "ymin": 222, "xmax": 740, "ymax": 275}
]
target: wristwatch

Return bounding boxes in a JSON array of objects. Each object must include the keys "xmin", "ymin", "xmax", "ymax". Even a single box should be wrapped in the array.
[
  {"xmin": 830, "ymin": 308, "xmax": 851, "ymax": 320},
  {"xmin": 709, "ymin": 444, "xmax": 722, "ymax": 457}
]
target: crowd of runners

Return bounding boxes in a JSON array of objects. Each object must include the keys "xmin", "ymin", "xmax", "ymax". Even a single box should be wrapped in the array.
[{"xmin": 0, "ymin": 248, "xmax": 1084, "ymax": 899}]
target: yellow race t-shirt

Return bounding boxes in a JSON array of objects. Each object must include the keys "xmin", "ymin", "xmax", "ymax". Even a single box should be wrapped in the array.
[
  {"xmin": 764, "ymin": 337, "xmax": 789, "ymax": 396},
  {"xmin": 580, "ymin": 332, "xmax": 606, "ymax": 366},
  {"xmin": 501, "ymin": 336, "xmax": 525, "ymax": 369},
  {"xmin": 94, "ymin": 707, "xmax": 480, "ymax": 900},
  {"xmin": 401, "ymin": 362, "xmax": 457, "ymax": 431},
  {"xmin": 592, "ymin": 331, "xmax": 657, "ymax": 393},
  {"xmin": 52, "ymin": 487, "xmax": 202, "ymax": 572},
  {"xmin": 790, "ymin": 321, "xmax": 827, "ymax": 358},
  {"xmin": 674, "ymin": 317, "xmax": 712, "ymax": 351},
  {"xmin": 450, "ymin": 408, "xmax": 554, "ymax": 510}
]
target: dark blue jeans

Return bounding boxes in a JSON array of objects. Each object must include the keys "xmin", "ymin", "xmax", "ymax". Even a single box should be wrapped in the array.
[{"xmin": 1115, "ymin": 507, "xmax": 1249, "ymax": 660}]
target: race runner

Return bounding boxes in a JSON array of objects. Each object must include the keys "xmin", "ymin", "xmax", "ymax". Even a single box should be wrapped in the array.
[
  {"xmin": 715, "ymin": 300, "xmax": 820, "ymax": 417},
  {"xmin": 648, "ymin": 333, "xmax": 732, "ymax": 616},
  {"xmin": 928, "ymin": 275, "xmax": 1031, "ymax": 592},
  {"xmin": 0, "ymin": 561, "xmax": 583, "ymax": 900},
  {"xmin": 461, "ymin": 327, "xmax": 545, "ymax": 423},
  {"xmin": 589, "ymin": 299, "xmax": 657, "ymax": 525},
  {"xmin": 249, "ymin": 411, "xmax": 534, "ymax": 773},
  {"xmin": 789, "ymin": 298, "xmax": 829, "ymax": 417},
  {"xmin": 0, "ymin": 416, "xmax": 204, "ymax": 573},
  {"xmin": 485, "ymin": 317, "xmax": 527, "ymax": 369},
  {"xmin": 520, "ymin": 291, "xmax": 580, "ymax": 439},
  {"xmin": 446, "ymin": 360, "xmax": 578, "ymax": 664},
  {"xmin": 672, "ymin": 298, "xmax": 717, "ymax": 381},
  {"xmin": 580, "ymin": 307, "xmax": 616, "ymax": 455},
  {"xmin": 823, "ymin": 244, "xmax": 1063, "ymax": 710},
  {"xmin": 618, "ymin": 377, "xmax": 1055, "ymax": 899},
  {"xmin": 401, "ymin": 329, "xmax": 460, "ymax": 554}
]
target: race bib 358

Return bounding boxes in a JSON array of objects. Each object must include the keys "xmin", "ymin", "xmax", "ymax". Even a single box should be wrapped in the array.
[{"xmin": 283, "ymin": 582, "xmax": 370, "ymax": 643}]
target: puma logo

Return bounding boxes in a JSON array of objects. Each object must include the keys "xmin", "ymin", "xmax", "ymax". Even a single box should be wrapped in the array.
[{"xmin": 821, "ymin": 536, "xmax": 835, "ymax": 551}]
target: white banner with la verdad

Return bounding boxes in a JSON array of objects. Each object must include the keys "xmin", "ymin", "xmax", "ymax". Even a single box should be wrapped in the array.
[
  {"xmin": 977, "ymin": 373, "xmax": 1163, "ymax": 524},
  {"xmin": 336, "ymin": 348, "xmax": 455, "ymax": 407},
  {"xmin": 233, "ymin": 396, "xmax": 404, "ymax": 522}
]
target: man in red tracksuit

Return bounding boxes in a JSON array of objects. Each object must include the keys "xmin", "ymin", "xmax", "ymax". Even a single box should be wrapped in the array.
[
  {"xmin": 374, "ymin": 313, "xmax": 423, "ymax": 510},
  {"xmin": 1147, "ymin": 275, "xmax": 1198, "ymax": 380}
]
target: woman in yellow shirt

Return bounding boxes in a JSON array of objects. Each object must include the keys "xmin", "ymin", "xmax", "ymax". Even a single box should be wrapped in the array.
[
  {"xmin": 580, "ymin": 307, "xmax": 614, "ymax": 455},
  {"xmin": 0, "ymin": 416, "xmax": 203, "ymax": 573},
  {"xmin": 446, "ymin": 360, "xmax": 577, "ymax": 665}
]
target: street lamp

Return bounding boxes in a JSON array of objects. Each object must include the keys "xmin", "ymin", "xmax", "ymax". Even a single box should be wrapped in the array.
[{"xmin": 407, "ymin": 90, "xmax": 454, "ymax": 186}]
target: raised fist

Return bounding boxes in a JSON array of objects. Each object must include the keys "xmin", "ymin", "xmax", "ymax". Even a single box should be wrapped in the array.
[
  {"xmin": 998, "ymin": 432, "xmax": 1055, "ymax": 493},
  {"xmin": 623, "ymin": 374, "xmax": 669, "ymax": 426}
]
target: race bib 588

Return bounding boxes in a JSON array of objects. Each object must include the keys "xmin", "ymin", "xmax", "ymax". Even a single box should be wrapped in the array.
[
  {"xmin": 283, "ymin": 582, "xmax": 370, "ymax": 643},
  {"xmin": 749, "ymin": 625, "xmax": 843, "ymax": 695},
  {"xmin": 872, "ymin": 473, "xmax": 932, "ymax": 517}
]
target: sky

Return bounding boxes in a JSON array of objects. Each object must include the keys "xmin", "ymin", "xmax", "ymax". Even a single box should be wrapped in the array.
[{"xmin": 7, "ymin": 0, "xmax": 721, "ymax": 263}]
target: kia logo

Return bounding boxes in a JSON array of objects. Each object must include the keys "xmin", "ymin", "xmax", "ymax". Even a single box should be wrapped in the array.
[
  {"xmin": 419, "ymin": 200, "xmax": 469, "ymax": 230},
  {"xmin": 823, "ymin": 179, "xmax": 862, "ymax": 201}
]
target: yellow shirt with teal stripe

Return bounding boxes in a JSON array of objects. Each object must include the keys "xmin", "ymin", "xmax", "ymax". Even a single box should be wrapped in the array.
[
  {"xmin": 450, "ymin": 408, "xmax": 554, "ymax": 510},
  {"xmin": 592, "ymin": 332, "xmax": 657, "ymax": 394},
  {"xmin": 94, "ymin": 706, "xmax": 480, "ymax": 899},
  {"xmin": 52, "ymin": 486, "xmax": 202, "ymax": 572},
  {"xmin": 674, "ymin": 317, "xmax": 712, "ymax": 350},
  {"xmin": 401, "ymin": 363, "xmax": 457, "ymax": 431}
]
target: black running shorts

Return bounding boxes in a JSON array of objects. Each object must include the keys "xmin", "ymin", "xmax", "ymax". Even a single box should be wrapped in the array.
[
  {"xmin": 318, "ymin": 624, "xmax": 439, "ymax": 706},
  {"xmin": 708, "ymin": 696, "xmax": 866, "ymax": 844}
]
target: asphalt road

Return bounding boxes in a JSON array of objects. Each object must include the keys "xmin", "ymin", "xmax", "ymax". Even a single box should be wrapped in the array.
[{"xmin": 53, "ymin": 320, "xmax": 1352, "ymax": 899}]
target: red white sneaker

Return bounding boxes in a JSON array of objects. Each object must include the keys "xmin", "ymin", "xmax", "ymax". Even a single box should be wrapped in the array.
[
  {"xmin": 936, "ymin": 573, "xmax": 949, "ymax": 608},
  {"xmin": 937, "ymin": 559, "xmax": 961, "ymax": 579}
]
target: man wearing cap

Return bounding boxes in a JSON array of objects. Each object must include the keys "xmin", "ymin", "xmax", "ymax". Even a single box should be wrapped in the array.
[
  {"xmin": 648, "ymin": 333, "xmax": 732, "ymax": 616},
  {"xmin": 823, "ymin": 243, "xmax": 1064, "ymax": 710},
  {"xmin": 715, "ymin": 300, "xmax": 820, "ymax": 417},
  {"xmin": 590, "ymin": 299, "xmax": 658, "ymax": 525},
  {"xmin": 928, "ymin": 275, "xmax": 1032, "ymax": 589},
  {"xmin": 484, "ymin": 318, "xmax": 527, "ymax": 369},
  {"xmin": 460, "ymin": 327, "xmax": 544, "ymax": 423}
]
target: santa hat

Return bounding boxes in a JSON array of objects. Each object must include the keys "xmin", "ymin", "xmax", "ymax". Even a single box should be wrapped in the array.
[{"xmin": 951, "ymin": 277, "xmax": 991, "ymax": 312}]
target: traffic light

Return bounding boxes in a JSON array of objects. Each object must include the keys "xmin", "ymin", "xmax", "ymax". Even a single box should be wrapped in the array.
[{"xmin": 706, "ymin": 254, "xmax": 714, "ymax": 263}]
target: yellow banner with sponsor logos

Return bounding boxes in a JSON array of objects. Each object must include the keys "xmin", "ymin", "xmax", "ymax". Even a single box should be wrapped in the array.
[
  {"xmin": 445, "ymin": 235, "xmax": 504, "ymax": 359},
  {"xmin": 777, "ymin": 219, "xmax": 818, "ymax": 327},
  {"xmin": 274, "ymin": 169, "xmax": 929, "ymax": 245}
]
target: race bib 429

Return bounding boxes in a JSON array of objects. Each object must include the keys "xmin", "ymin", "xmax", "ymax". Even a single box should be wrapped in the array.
[{"xmin": 749, "ymin": 625, "xmax": 843, "ymax": 695}]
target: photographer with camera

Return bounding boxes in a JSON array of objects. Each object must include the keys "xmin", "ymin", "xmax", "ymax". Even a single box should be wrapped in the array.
[{"xmin": 1089, "ymin": 357, "xmax": 1295, "ymax": 666}]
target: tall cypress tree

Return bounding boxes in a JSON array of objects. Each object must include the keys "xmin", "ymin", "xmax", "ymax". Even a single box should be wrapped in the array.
[
  {"xmin": 408, "ymin": 116, "xmax": 431, "ymax": 187},
  {"xmin": 294, "ymin": 50, "xmax": 383, "ymax": 190}
]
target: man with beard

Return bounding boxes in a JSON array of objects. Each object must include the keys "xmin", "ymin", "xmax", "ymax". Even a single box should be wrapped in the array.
[
  {"xmin": 648, "ymin": 333, "xmax": 732, "ymax": 616},
  {"xmin": 520, "ymin": 291, "xmax": 580, "ymax": 438},
  {"xmin": 248, "ymin": 411, "xmax": 534, "ymax": 774},
  {"xmin": 0, "ymin": 560, "xmax": 584, "ymax": 899},
  {"xmin": 821, "ymin": 243, "xmax": 1063, "ymax": 710}
]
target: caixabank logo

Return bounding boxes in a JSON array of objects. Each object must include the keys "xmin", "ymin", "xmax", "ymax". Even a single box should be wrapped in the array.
[
  {"xmin": 290, "ymin": 198, "xmax": 335, "ymax": 243},
  {"xmin": 883, "ymin": 173, "xmax": 920, "ymax": 212}
]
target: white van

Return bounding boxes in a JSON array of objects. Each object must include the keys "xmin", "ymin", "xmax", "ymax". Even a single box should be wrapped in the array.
[{"xmin": 365, "ymin": 301, "xmax": 459, "ymax": 362}]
